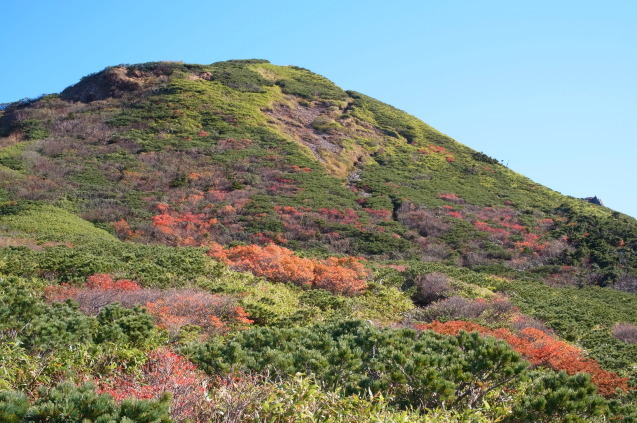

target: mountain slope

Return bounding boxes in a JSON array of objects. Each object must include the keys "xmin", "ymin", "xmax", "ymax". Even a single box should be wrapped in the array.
[
  {"xmin": 1, "ymin": 60, "xmax": 635, "ymax": 282},
  {"xmin": 0, "ymin": 60, "xmax": 636, "ymax": 421}
]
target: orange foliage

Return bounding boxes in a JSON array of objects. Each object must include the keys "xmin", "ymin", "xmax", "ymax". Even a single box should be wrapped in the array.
[
  {"xmin": 415, "ymin": 320, "xmax": 629, "ymax": 397},
  {"xmin": 151, "ymin": 203, "xmax": 218, "ymax": 246},
  {"xmin": 86, "ymin": 273, "xmax": 141, "ymax": 291},
  {"xmin": 208, "ymin": 243, "xmax": 368, "ymax": 295},
  {"xmin": 145, "ymin": 290, "xmax": 252, "ymax": 336},
  {"xmin": 111, "ymin": 219, "xmax": 141, "ymax": 240},
  {"xmin": 44, "ymin": 273, "xmax": 141, "ymax": 304},
  {"xmin": 98, "ymin": 348, "xmax": 211, "ymax": 421}
]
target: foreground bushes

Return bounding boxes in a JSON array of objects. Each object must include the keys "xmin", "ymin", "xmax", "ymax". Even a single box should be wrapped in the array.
[
  {"xmin": 183, "ymin": 319, "xmax": 634, "ymax": 421},
  {"xmin": 0, "ymin": 382, "xmax": 171, "ymax": 423}
]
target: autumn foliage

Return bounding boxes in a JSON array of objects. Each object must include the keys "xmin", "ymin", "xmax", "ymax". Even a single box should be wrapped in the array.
[
  {"xmin": 45, "ymin": 273, "xmax": 252, "ymax": 336},
  {"xmin": 415, "ymin": 320, "xmax": 629, "ymax": 397},
  {"xmin": 151, "ymin": 203, "xmax": 217, "ymax": 246},
  {"xmin": 145, "ymin": 290, "xmax": 252, "ymax": 336},
  {"xmin": 99, "ymin": 348, "xmax": 212, "ymax": 422},
  {"xmin": 208, "ymin": 243, "xmax": 368, "ymax": 295}
]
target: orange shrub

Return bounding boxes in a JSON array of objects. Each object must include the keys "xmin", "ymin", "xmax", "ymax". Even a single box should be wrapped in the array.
[
  {"xmin": 416, "ymin": 320, "xmax": 629, "ymax": 397},
  {"xmin": 145, "ymin": 289, "xmax": 252, "ymax": 336},
  {"xmin": 209, "ymin": 243, "xmax": 368, "ymax": 295},
  {"xmin": 99, "ymin": 348, "xmax": 212, "ymax": 421}
]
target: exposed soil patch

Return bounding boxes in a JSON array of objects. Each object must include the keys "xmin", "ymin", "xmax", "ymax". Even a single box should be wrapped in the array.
[{"xmin": 264, "ymin": 96, "xmax": 385, "ymax": 177}]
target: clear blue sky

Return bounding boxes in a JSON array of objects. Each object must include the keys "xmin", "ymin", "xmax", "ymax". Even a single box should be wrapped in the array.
[{"xmin": 3, "ymin": 0, "xmax": 636, "ymax": 217}]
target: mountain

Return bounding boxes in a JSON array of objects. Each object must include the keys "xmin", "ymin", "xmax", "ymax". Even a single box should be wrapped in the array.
[{"xmin": 0, "ymin": 60, "xmax": 635, "ymax": 422}]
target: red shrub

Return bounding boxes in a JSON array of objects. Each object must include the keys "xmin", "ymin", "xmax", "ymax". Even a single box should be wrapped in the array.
[
  {"xmin": 99, "ymin": 348, "xmax": 213, "ymax": 421},
  {"xmin": 86, "ymin": 273, "xmax": 141, "ymax": 291},
  {"xmin": 145, "ymin": 290, "xmax": 252, "ymax": 336},
  {"xmin": 208, "ymin": 243, "xmax": 368, "ymax": 295},
  {"xmin": 150, "ymin": 204, "xmax": 218, "ymax": 246},
  {"xmin": 438, "ymin": 193, "xmax": 463, "ymax": 203},
  {"xmin": 46, "ymin": 274, "xmax": 251, "ymax": 336},
  {"xmin": 416, "ymin": 320, "xmax": 629, "ymax": 397}
]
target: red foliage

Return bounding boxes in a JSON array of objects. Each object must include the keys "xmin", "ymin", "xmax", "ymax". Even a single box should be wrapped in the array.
[
  {"xmin": 416, "ymin": 320, "xmax": 629, "ymax": 397},
  {"xmin": 438, "ymin": 193, "xmax": 463, "ymax": 203},
  {"xmin": 418, "ymin": 145, "xmax": 455, "ymax": 162},
  {"xmin": 381, "ymin": 264, "xmax": 407, "ymax": 272},
  {"xmin": 86, "ymin": 273, "xmax": 141, "ymax": 291},
  {"xmin": 111, "ymin": 219, "xmax": 139, "ymax": 240},
  {"xmin": 145, "ymin": 290, "xmax": 252, "ymax": 336},
  {"xmin": 318, "ymin": 208, "xmax": 359, "ymax": 225},
  {"xmin": 44, "ymin": 284, "xmax": 81, "ymax": 304},
  {"xmin": 208, "ymin": 243, "xmax": 368, "ymax": 295},
  {"xmin": 46, "ymin": 274, "xmax": 251, "ymax": 336},
  {"xmin": 99, "ymin": 348, "xmax": 212, "ymax": 421},
  {"xmin": 364, "ymin": 208, "xmax": 392, "ymax": 222},
  {"xmin": 45, "ymin": 273, "xmax": 141, "ymax": 304},
  {"xmin": 426, "ymin": 145, "xmax": 447, "ymax": 153},
  {"xmin": 313, "ymin": 257, "xmax": 369, "ymax": 294},
  {"xmin": 151, "ymin": 204, "xmax": 218, "ymax": 246}
]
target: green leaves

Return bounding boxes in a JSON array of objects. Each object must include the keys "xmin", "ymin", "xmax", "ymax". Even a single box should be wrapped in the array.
[
  {"xmin": 95, "ymin": 304, "xmax": 157, "ymax": 347},
  {"xmin": 0, "ymin": 382, "xmax": 171, "ymax": 423},
  {"xmin": 185, "ymin": 320, "xmax": 527, "ymax": 411},
  {"xmin": 509, "ymin": 372, "xmax": 609, "ymax": 423}
]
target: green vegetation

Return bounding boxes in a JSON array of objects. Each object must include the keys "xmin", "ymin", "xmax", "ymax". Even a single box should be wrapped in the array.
[
  {"xmin": 0, "ymin": 382, "xmax": 171, "ymax": 423},
  {"xmin": 0, "ymin": 60, "xmax": 635, "ymax": 421}
]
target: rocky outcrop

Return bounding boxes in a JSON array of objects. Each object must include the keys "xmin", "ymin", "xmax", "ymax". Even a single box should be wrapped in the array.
[
  {"xmin": 60, "ymin": 66, "xmax": 155, "ymax": 102},
  {"xmin": 583, "ymin": 196, "xmax": 604, "ymax": 206}
]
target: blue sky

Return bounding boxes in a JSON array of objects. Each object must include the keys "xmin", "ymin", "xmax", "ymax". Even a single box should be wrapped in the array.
[{"xmin": 2, "ymin": 0, "xmax": 636, "ymax": 217}]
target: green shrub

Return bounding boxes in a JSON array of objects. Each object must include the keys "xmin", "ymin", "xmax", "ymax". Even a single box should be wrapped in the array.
[
  {"xmin": 0, "ymin": 381, "xmax": 171, "ymax": 423},
  {"xmin": 185, "ymin": 320, "xmax": 526, "ymax": 410},
  {"xmin": 95, "ymin": 304, "xmax": 158, "ymax": 347},
  {"xmin": 25, "ymin": 301, "xmax": 94, "ymax": 351}
]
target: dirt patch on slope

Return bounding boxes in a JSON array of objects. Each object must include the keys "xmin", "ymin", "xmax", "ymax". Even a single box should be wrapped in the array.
[{"xmin": 264, "ymin": 96, "xmax": 385, "ymax": 178}]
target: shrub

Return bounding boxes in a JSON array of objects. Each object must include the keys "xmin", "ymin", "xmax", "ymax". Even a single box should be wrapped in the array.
[
  {"xmin": 145, "ymin": 290, "xmax": 252, "ymax": 336},
  {"xmin": 95, "ymin": 303, "xmax": 157, "ymax": 347},
  {"xmin": 185, "ymin": 320, "xmax": 527, "ymax": 410},
  {"xmin": 508, "ymin": 371, "xmax": 609, "ymax": 423},
  {"xmin": 472, "ymin": 151, "xmax": 500, "ymax": 165},
  {"xmin": 25, "ymin": 301, "xmax": 94, "ymax": 351},
  {"xmin": 209, "ymin": 243, "xmax": 368, "ymax": 295},
  {"xmin": 311, "ymin": 116, "xmax": 342, "ymax": 134},
  {"xmin": 46, "ymin": 274, "xmax": 252, "ymax": 338},
  {"xmin": 612, "ymin": 323, "xmax": 637, "ymax": 344},
  {"xmin": 99, "ymin": 348, "xmax": 209, "ymax": 422},
  {"xmin": 418, "ymin": 320, "xmax": 630, "ymax": 397},
  {"xmin": 0, "ymin": 381, "xmax": 171, "ymax": 422},
  {"xmin": 411, "ymin": 272, "xmax": 451, "ymax": 306},
  {"xmin": 412, "ymin": 296, "xmax": 488, "ymax": 322}
]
